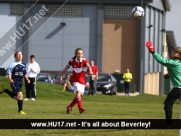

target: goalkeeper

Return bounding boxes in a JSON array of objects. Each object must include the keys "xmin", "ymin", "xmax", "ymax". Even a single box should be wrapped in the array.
[{"xmin": 146, "ymin": 41, "xmax": 181, "ymax": 128}]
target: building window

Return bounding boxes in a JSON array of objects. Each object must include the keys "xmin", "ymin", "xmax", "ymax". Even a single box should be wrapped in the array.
[
  {"xmin": 104, "ymin": 5, "xmax": 135, "ymax": 18},
  {"xmin": 46, "ymin": 4, "xmax": 82, "ymax": 17},
  {"xmin": 10, "ymin": 3, "xmax": 24, "ymax": 15}
]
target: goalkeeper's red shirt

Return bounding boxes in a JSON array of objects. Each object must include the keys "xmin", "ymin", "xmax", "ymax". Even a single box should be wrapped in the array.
[{"xmin": 66, "ymin": 57, "xmax": 89, "ymax": 85}]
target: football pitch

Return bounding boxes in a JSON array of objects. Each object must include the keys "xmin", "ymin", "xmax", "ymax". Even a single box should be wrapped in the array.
[{"xmin": 0, "ymin": 76, "xmax": 179, "ymax": 136}]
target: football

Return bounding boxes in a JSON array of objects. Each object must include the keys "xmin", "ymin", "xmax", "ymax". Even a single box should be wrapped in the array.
[{"xmin": 132, "ymin": 6, "xmax": 144, "ymax": 19}]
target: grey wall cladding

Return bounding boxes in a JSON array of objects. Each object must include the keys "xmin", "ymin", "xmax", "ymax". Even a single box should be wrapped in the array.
[{"xmin": 29, "ymin": 4, "xmax": 97, "ymax": 71}]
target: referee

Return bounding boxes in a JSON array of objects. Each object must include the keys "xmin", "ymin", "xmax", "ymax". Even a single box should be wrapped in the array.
[{"xmin": 24, "ymin": 55, "xmax": 40, "ymax": 101}]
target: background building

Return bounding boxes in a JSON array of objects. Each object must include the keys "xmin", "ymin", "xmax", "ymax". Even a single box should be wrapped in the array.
[{"xmin": 0, "ymin": 0, "xmax": 174, "ymax": 95}]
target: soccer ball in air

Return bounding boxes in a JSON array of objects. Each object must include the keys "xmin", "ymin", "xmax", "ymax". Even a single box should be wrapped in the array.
[{"xmin": 132, "ymin": 6, "xmax": 144, "ymax": 19}]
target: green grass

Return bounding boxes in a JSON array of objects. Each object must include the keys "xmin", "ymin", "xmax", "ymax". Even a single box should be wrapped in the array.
[{"xmin": 0, "ymin": 76, "xmax": 180, "ymax": 136}]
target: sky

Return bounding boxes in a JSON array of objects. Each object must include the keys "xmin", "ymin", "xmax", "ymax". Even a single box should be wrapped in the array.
[{"xmin": 166, "ymin": 0, "xmax": 181, "ymax": 46}]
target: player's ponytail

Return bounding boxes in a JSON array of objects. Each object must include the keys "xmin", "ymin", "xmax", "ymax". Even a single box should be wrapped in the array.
[
  {"xmin": 72, "ymin": 48, "xmax": 83, "ymax": 60},
  {"xmin": 72, "ymin": 56, "xmax": 76, "ymax": 60}
]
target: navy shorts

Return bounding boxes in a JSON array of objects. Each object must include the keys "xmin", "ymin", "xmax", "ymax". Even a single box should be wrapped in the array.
[{"xmin": 10, "ymin": 83, "xmax": 22, "ymax": 96}]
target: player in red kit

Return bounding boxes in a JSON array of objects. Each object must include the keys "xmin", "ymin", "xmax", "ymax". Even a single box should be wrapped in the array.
[
  {"xmin": 59, "ymin": 48, "xmax": 92, "ymax": 114},
  {"xmin": 88, "ymin": 60, "xmax": 98, "ymax": 95}
]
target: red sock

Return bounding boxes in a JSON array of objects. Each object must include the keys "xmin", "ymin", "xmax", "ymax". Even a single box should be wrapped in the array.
[
  {"xmin": 76, "ymin": 96, "xmax": 82, "ymax": 109},
  {"xmin": 68, "ymin": 97, "xmax": 77, "ymax": 108}
]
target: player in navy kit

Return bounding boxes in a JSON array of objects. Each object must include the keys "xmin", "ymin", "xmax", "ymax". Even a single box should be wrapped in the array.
[{"xmin": 0, "ymin": 51, "xmax": 30, "ymax": 115}]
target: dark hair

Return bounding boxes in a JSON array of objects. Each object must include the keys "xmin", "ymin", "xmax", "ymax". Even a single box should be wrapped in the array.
[
  {"xmin": 14, "ymin": 50, "xmax": 22, "ymax": 58},
  {"xmin": 30, "ymin": 55, "xmax": 35, "ymax": 58},
  {"xmin": 72, "ymin": 48, "xmax": 83, "ymax": 60}
]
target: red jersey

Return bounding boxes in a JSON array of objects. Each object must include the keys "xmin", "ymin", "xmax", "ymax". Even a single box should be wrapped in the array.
[
  {"xmin": 91, "ymin": 65, "xmax": 98, "ymax": 75},
  {"xmin": 67, "ymin": 57, "xmax": 89, "ymax": 85},
  {"xmin": 90, "ymin": 65, "xmax": 98, "ymax": 80}
]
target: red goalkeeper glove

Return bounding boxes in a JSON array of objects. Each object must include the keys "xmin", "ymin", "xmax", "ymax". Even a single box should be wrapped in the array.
[
  {"xmin": 146, "ymin": 41, "xmax": 155, "ymax": 53},
  {"xmin": 164, "ymin": 73, "xmax": 169, "ymax": 79}
]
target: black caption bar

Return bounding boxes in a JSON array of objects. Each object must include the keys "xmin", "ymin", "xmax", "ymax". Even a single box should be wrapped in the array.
[{"xmin": 0, "ymin": 119, "xmax": 180, "ymax": 129}]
